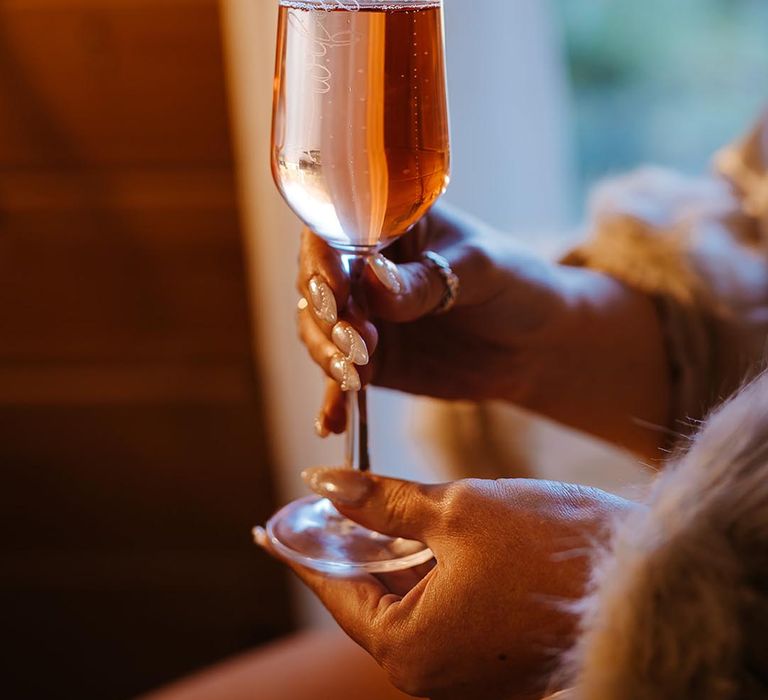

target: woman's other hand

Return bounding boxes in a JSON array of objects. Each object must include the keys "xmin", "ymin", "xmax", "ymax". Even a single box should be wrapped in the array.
[
  {"xmin": 298, "ymin": 204, "xmax": 669, "ymax": 458},
  {"xmin": 257, "ymin": 469, "xmax": 632, "ymax": 700}
]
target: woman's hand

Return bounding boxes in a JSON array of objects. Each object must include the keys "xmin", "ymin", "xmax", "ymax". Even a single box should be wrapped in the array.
[
  {"xmin": 298, "ymin": 204, "xmax": 670, "ymax": 458},
  {"xmin": 257, "ymin": 468, "xmax": 633, "ymax": 700}
]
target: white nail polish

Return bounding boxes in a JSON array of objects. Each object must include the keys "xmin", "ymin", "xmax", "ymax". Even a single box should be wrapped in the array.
[
  {"xmin": 332, "ymin": 323, "xmax": 369, "ymax": 366},
  {"xmin": 370, "ymin": 255, "xmax": 403, "ymax": 295},
  {"xmin": 330, "ymin": 354, "xmax": 362, "ymax": 392},
  {"xmin": 252, "ymin": 526, "xmax": 268, "ymax": 547},
  {"xmin": 308, "ymin": 276, "xmax": 338, "ymax": 324}
]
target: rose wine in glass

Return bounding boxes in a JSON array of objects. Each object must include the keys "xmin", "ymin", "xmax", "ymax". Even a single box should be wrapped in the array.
[{"xmin": 265, "ymin": 0, "xmax": 450, "ymax": 573}]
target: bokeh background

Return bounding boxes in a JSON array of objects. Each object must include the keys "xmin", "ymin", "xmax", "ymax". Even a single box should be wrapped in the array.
[{"xmin": 1, "ymin": 0, "xmax": 765, "ymax": 698}]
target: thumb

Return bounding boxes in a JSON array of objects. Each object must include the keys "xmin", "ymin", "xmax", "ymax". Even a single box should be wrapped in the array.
[
  {"xmin": 365, "ymin": 254, "xmax": 447, "ymax": 323},
  {"xmin": 301, "ymin": 467, "xmax": 444, "ymax": 545}
]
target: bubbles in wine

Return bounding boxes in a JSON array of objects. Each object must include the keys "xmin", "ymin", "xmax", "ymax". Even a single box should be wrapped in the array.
[{"xmin": 272, "ymin": 2, "xmax": 450, "ymax": 251}]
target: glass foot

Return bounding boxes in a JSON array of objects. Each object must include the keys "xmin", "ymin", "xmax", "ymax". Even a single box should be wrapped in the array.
[{"xmin": 262, "ymin": 496, "xmax": 433, "ymax": 574}]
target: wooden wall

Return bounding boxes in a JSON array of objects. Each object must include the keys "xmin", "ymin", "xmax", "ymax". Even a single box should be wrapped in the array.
[{"xmin": 0, "ymin": 0, "xmax": 292, "ymax": 697}]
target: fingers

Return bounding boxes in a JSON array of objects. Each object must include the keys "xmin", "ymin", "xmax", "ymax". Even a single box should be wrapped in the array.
[
  {"xmin": 297, "ymin": 229, "xmax": 380, "ymax": 422},
  {"xmin": 317, "ymin": 379, "xmax": 346, "ymax": 436},
  {"xmin": 365, "ymin": 255, "xmax": 447, "ymax": 323},
  {"xmin": 298, "ymin": 228, "xmax": 350, "ymax": 327},
  {"xmin": 364, "ymin": 206, "xmax": 501, "ymax": 322},
  {"xmin": 288, "ymin": 564, "xmax": 400, "ymax": 650},
  {"xmin": 296, "ymin": 216, "xmax": 447, "ymax": 324},
  {"xmin": 298, "ymin": 305, "xmax": 361, "ymax": 392},
  {"xmin": 361, "ymin": 210, "xmax": 442, "ymax": 322},
  {"xmin": 301, "ymin": 468, "xmax": 446, "ymax": 545},
  {"xmin": 297, "ymin": 302, "xmax": 378, "ymax": 393},
  {"xmin": 253, "ymin": 527, "xmax": 401, "ymax": 651}
]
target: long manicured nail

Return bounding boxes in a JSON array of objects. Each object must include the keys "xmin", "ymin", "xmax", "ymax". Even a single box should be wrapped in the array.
[
  {"xmin": 332, "ymin": 322, "xmax": 369, "ymax": 366},
  {"xmin": 301, "ymin": 467, "xmax": 374, "ymax": 507},
  {"xmin": 308, "ymin": 276, "xmax": 338, "ymax": 324},
  {"xmin": 370, "ymin": 254, "xmax": 403, "ymax": 295},
  {"xmin": 314, "ymin": 413, "xmax": 330, "ymax": 438},
  {"xmin": 329, "ymin": 353, "xmax": 361, "ymax": 392},
  {"xmin": 252, "ymin": 526, "xmax": 268, "ymax": 548}
]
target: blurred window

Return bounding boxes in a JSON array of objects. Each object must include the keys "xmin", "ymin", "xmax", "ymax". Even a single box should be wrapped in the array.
[{"xmin": 556, "ymin": 0, "xmax": 768, "ymax": 217}]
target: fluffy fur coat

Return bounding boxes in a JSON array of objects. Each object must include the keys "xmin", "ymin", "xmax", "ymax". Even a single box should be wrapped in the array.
[
  {"xmin": 563, "ymin": 373, "xmax": 768, "ymax": 699},
  {"xmin": 556, "ymin": 112, "xmax": 768, "ymax": 699}
]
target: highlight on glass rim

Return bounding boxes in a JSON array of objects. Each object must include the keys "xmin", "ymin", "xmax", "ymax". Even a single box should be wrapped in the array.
[{"xmin": 3, "ymin": 1, "xmax": 767, "ymax": 698}]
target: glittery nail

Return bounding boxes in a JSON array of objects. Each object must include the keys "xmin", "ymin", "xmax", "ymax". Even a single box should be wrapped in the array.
[
  {"xmin": 329, "ymin": 353, "xmax": 361, "ymax": 392},
  {"xmin": 308, "ymin": 276, "xmax": 338, "ymax": 324},
  {"xmin": 369, "ymin": 254, "xmax": 404, "ymax": 295},
  {"xmin": 332, "ymin": 322, "xmax": 369, "ymax": 366},
  {"xmin": 301, "ymin": 467, "xmax": 374, "ymax": 507}
]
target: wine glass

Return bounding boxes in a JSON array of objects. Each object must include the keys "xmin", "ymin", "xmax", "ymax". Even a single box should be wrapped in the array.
[{"xmin": 264, "ymin": 0, "xmax": 450, "ymax": 573}]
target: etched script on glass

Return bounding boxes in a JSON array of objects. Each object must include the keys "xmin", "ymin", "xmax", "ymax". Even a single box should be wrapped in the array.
[
  {"xmin": 264, "ymin": 0, "xmax": 448, "ymax": 574},
  {"xmin": 288, "ymin": 11, "xmax": 354, "ymax": 94}
]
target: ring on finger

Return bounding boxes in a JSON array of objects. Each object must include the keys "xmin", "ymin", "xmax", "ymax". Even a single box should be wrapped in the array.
[{"xmin": 422, "ymin": 251, "xmax": 460, "ymax": 314}]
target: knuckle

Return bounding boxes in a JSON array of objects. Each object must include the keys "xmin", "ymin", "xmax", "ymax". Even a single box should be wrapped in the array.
[
  {"xmin": 381, "ymin": 480, "xmax": 417, "ymax": 532},
  {"xmin": 461, "ymin": 240, "xmax": 495, "ymax": 278},
  {"xmin": 437, "ymin": 479, "xmax": 480, "ymax": 531},
  {"xmin": 412, "ymin": 264, "xmax": 435, "ymax": 310}
]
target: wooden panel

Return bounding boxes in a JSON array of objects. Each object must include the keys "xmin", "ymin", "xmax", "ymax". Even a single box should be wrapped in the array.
[
  {"xmin": 0, "ymin": 0, "xmax": 233, "ymax": 168},
  {"xmin": 0, "ymin": 405, "xmax": 275, "ymax": 551},
  {"xmin": 0, "ymin": 1, "xmax": 293, "ymax": 698},
  {"xmin": 0, "ymin": 364, "xmax": 252, "ymax": 403},
  {"xmin": 0, "ymin": 170, "xmax": 250, "ymax": 362},
  {"xmin": 0, "ymin": 406, "xmax": 290, "ymax": 700}
]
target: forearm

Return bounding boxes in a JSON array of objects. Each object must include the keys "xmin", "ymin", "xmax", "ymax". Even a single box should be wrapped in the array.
[
  {"xmin": 559, "ymin": 150, "xmax": 768, "ymax": 448},
  {"xmin": 522, "ymin": 266, "xmax": 671, "ymax": 461}
]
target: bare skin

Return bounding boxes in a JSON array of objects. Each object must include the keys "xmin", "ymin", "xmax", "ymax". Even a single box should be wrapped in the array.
[
  {"xmin": 259, "ymin": 469, "xmax": 634, "ymax": 700},
  {"xmin": 139, "ymin": 629, "xmax": 413, "ymax": 700},
  {"xmin": 150, "ymin": 205, "xmax": 660, "ymax": 700},
  {"xmin": 298, "ymin": 204, "xmax": 670, "ymax": 460},
  {"xmin": 251, "ymin": 203, "xmax": 667, "ymax": 697}
]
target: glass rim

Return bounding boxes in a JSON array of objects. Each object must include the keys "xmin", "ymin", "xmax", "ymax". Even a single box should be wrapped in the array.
[
  {"xmin": 263, "ymin": 495, "xmax": 435, "ymax": 574},
  {"xmin": 279, "ymin": 0, "xmax": 442, "ymax": 9}
]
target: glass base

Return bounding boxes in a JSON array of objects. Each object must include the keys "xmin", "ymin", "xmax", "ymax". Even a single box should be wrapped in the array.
[{"xmin": 263, "ymin": 496, "xmax": 433, "ymax": 574}]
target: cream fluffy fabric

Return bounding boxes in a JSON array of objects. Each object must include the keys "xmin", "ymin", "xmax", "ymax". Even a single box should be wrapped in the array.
[
  {"xmin": 565, "ymin": 160, "xmax": 768, "ymax": 429},
  {"xmin": 565, "ymin": 372, "xmax": 768, "ymax": 699},
  {"xmin": 577, "ymin": 166, "xmax": 737, "ymax": 309}
]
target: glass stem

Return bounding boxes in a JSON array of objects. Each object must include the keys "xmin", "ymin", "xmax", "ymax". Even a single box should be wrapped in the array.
[{"xmin": 345, "ymin": 254, "xmax": 371, "ymax": 473}]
